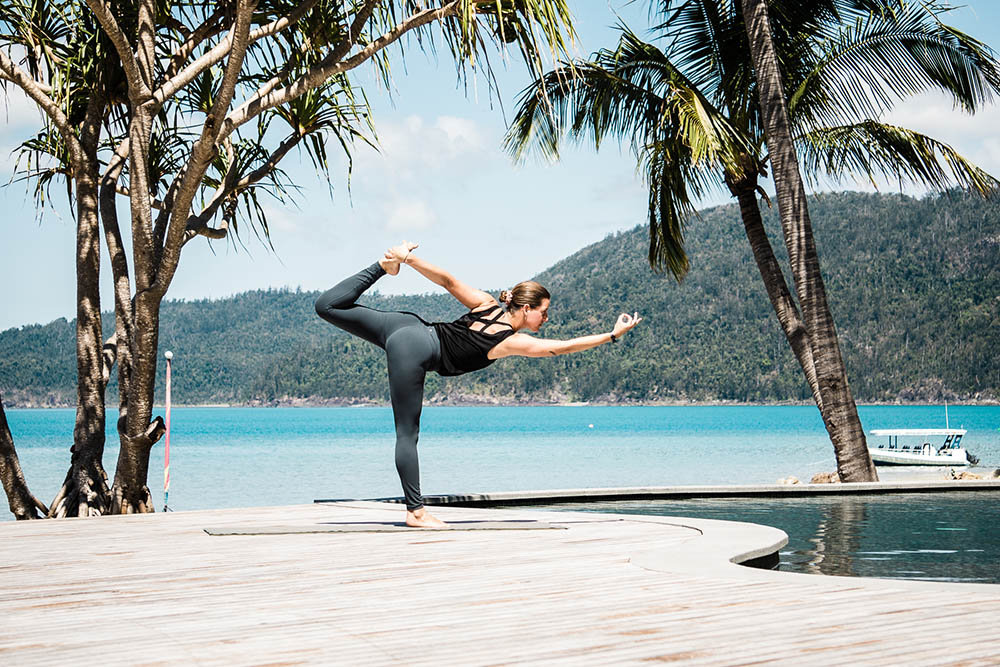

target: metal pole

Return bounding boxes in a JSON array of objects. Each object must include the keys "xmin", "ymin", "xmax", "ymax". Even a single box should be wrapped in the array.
[{"xmin": 164, "ymin": 350, "xmax": 173, "ymax": 512}]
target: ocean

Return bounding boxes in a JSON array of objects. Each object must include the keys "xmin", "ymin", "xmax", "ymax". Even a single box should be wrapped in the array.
[{"xmin": 6, "ymin": 405, "xmax": 999, "ymax": 514}]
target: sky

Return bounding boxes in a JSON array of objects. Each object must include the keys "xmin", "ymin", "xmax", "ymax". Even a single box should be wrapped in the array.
[{"xmin": 2, "ymin": 1, "xmax": 1000, "ymax": 332}]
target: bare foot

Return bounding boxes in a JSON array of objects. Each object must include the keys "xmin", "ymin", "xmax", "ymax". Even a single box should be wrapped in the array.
[
  {"xmin": 405, "ymin": 507, "xmax": 448, "ymax": 528},
  {"xmin": 379, "ymin": 241, "xmax": 418, "ymax": 276},
  {"xmin": 379, "ymin": 254, "xmax": 400, "ymax": 276}
]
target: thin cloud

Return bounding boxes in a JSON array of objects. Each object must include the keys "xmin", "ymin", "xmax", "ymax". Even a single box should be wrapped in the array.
[
  {"xmin": 260, "ymin": 203, "xmax": 298, "ymax": 235},
  {"xmin": 386, "ymin": 199, "xmax": 435, "ymax": 232},
  {"xmin": 0, "ymin": 87, "xmax": 45, "ymax": 129},
  {"xmin": 884, "ymin": 91, "xmax": 1000, "ymax": 177},
  {"xmin": 368, "ymin": 114, "xmax": 489, "ymax": 169},
  {"xmin": 435, "ymin": 115, "xmax": 485, "ymax": 154},
  {"xmin": 0, "ymin": 88, "xmax": 47, "ymax": 181}
]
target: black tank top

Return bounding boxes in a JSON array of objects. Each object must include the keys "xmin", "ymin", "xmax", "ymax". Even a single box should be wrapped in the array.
[{"xmin": 432, "ymin": 304, "xmax": 516, "ymax": 376}]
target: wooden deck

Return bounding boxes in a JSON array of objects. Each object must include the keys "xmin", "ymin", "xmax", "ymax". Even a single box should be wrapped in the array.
[{"xmin": 1, "ymin": 501, "xmax": 997, "ymax": 665}]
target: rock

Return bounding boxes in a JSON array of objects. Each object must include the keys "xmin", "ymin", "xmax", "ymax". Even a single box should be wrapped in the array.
[
  {"xmin": 992, "ymin": 468, "xmax": 1000, "ymax": 479},
  {"xmin": 948, "ymin": 469, "xmax": 983, "ymax": 480},
  {"xmin": 810, "ymin": 472, "xmax": 841, "ymax": 484},
  {"xmin": 777, "ymin": 476, "xmax": 800, "ymax": 485}
]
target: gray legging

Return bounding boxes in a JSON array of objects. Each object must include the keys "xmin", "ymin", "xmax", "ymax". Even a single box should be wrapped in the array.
[{"xmin": 314, "ymin": 262, "xmax": 441, "ymax": 511}]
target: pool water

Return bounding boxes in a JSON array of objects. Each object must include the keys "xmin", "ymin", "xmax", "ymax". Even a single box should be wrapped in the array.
[{"xmin": 535, "ymin": 492, "xmax": 1000, "ymax": 584}]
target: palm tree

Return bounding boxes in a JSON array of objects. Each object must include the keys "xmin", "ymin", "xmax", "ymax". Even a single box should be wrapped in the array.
[
  {"xmin": 505, "ymin": 0, "xmax": 1000, "ymax": 481},
  {"xmin": 741, "ymin": 0, "xmax": 880, "ymax": 480},
  {"xmin": 1, "ymin": 0, "xmax": 577, "ymax": 516}
]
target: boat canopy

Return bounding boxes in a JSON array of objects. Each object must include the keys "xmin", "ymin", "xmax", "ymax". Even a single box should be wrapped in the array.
[{"xmin": 870, "ymin": 429, "xmax": 966, "ymax": 436}]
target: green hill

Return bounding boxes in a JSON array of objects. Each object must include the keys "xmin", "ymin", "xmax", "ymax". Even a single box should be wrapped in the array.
[{"xmin": 2, "ymin": 190, "xmax": 998, "ymax": 406}]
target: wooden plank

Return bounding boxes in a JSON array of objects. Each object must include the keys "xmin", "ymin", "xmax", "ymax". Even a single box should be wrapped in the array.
[{"xmin": 1, "ymin": 501, "xmax": 997, "ymax": 665}]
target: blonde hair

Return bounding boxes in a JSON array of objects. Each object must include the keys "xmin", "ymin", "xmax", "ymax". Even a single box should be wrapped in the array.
[{"xmin": 499, "ymin": 281, "xmax": 550, "ymax": 312}]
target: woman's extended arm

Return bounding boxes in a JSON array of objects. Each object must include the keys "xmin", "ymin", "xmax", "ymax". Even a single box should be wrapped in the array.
[
  {"xmin": 387, "ymin": 242, "xmax": 493, "ymax": 310},
  {"xmin": 494, "ymin": 313, "xmax": 643, "ymax": 359}
]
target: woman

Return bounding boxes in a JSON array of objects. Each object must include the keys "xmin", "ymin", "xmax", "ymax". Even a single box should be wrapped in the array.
[{"xmin": 315, "ymin": 241, "xmax": 642, "ymax": 527}]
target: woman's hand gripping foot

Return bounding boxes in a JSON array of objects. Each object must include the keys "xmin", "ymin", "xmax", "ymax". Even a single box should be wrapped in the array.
[
  {"xmin": 379, "ymin": 241, "xmax": 419, "ymax": 275},
  {"xmin": 406, "ymin": 506, "xmax": 447, "ymax": 528}
]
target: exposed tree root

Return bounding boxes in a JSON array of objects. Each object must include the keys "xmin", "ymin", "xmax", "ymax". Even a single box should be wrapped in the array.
[
  {"xmin": 48, "ymin": 459, "xmax": 111, "ymax": 519},
  {"xmin": 107, "ymin": 417, "xmax": 165, "ymax": 515},
  {"xmin": 109, "ymin": 483, "xmax": 154, "ymax": 514}
]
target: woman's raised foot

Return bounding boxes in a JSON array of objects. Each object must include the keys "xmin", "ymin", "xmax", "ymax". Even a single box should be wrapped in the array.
[
  {"xmin": 385, "ymin": 241, "xmax": 418, "ymax": 272},
  {"xmin": 379, "ymin": 252, "xmax": 400, "ymax": 276},
  {"xmin": 405, "ymin": 507, "xmax": 447, "ymax": 528}
]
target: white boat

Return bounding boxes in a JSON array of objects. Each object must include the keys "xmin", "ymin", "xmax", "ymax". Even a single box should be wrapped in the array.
[{"xmin": 868, "ymin": 428, "xmax": 969, "ymax": 466}]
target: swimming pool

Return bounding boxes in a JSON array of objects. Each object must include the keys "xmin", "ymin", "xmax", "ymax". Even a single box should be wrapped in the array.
[{"xmin": 528, "ymin": 492, "xmax": 1000, "ymax": 584}]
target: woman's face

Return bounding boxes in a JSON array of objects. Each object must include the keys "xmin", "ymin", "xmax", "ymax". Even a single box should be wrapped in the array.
[{"xmin": 523, "ymin": 299, "xmax": 550, "ymax": 333}]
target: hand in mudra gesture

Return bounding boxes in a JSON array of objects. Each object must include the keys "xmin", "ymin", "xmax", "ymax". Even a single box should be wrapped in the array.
[{"xmin": 613, "ymin": 312, "xmax": 643, "ymax": 339}]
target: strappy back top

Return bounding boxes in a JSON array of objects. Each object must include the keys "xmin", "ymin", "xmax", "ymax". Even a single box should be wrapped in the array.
[{"xmin": 432, "ymin": 304, "xmax": 516, "ymax": 377}]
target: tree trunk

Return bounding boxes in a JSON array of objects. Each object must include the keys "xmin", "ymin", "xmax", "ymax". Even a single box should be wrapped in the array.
[
  {"xmin": 108, "ymin": 102, "xmax": 164, "ymax": 514},
  {"xmin": 741, "ymin": 0, "xmax": 877, "ymax": 482},
  {"xmin": 730, "ymin": 180, "xmax": 824, "ymax": 411},
  {"xmin": 100, "ymin": 148, "xmax": 136, "ymax": 447},
  {"xmin": 49, "ymin": 103, "xmax": 116, "ymax": 517},
  {"xmin": 110, "ymin": 288, "xmax": 163, "ymax": 514},
  {"xmin": 0, "ymin": 393, "xmax": 46, "ymax": 520},
  {"xmin": 49, "ymin": 173, "xmax": 112, "ymax": 517}
]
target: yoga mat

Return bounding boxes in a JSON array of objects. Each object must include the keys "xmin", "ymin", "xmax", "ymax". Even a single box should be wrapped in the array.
[{"xmin": 205, "ymin": 520, "xmax": 565, "ymax": 535}]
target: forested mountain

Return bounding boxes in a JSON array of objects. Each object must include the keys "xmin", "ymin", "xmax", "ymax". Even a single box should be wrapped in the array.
[{"xmin": 2, "ymin": 191, "xmax": 997, "ymax": 407}]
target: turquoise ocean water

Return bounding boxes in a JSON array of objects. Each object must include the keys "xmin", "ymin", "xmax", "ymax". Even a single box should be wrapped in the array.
[{"xmin": 6, "ymin": 405, "xmax": 999, "ymax": 515}]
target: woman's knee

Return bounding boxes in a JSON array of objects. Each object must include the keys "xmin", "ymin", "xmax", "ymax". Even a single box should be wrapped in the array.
[
  {"xmin": 314, "ymin": 291, "xmax": 338, "ymax": 318},
  {"xmin": 395, "ymin": 421, "xmax": 420, "ymax": 443}
]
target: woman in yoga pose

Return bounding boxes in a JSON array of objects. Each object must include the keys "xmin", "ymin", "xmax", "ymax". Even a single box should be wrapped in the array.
[{"xmin": 315, "ymin": 242, "xmax": 642, "ymax": 527}]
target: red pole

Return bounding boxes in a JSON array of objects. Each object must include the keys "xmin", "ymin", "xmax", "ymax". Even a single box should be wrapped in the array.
[{"xmin": 164, "ymin": 350, "xmax": 172, "ymax": 512}]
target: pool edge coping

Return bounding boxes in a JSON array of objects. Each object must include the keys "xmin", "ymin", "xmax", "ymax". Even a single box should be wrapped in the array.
[{"xmin": 315, "ymin": 479, "xmax": 1000, "ymax": 507}]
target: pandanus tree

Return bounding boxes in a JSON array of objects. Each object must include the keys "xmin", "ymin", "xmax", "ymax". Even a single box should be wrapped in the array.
[
  {"xmin": 505, "ymin": 0, "xmax": 1000, "ymax": 481},
  {"xmin": 0, "ymin": 0, "xmax": 576, "ymax": 518}
]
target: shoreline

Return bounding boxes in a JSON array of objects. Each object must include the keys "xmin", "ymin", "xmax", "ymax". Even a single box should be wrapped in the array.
[{"xmin": 8, "ymin": 398, "xmax": 1000, "ymax": 409}]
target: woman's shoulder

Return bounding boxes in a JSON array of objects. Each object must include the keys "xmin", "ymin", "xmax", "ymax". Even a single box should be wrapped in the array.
[{"xmin": 469, "ymin": 298, "xmax": 501, "ymax": 313}]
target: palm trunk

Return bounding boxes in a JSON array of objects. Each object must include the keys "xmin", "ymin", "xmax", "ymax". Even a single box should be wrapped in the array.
[
  {"xmin": 731, "ymin": 181, "xmax": 824, "ymax": 411},
  {"xmin": 100, "ymin": 148, "xmax": 136, "ymax": 445},
  {"xmin": 50, "ymin": 169, "xmax": 113, "ymax": 517},
  {"xmin": 106, "ymin": 300, "xmax": 162, "ymax": 517},
  {"xmin": 741, "ymin": 0, "xmax": 877, "ymax": 481},
  {"xmin": 109, "ymin": 101, "xmax": 164, "ymax": 514},
  {"xmin": 49, "ymin": 101, "xmax": 115, "ymax": 517},
  {"xmin": 0, "ymin": 393, "xmax": 46, "ymax": 519},
  {"xmin": 110, "ymin": 290, "xmax": 164, "ymax": 514}
]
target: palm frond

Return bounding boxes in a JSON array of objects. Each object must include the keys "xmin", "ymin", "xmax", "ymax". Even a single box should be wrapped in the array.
[
  {"xmin": 11, "ymin": 126, "xmax": 74, "ymax": 211},
  {"xmin": 506, "ymin": 26, "xmax": 749, "ymax": 168},
  {"xmin": 656, "ymin": 0, "xmax": 729, "ymax": 93},
  {"xmin": 506, "ymin": 20, "xmax": 749, "ymax": 278},
  {"xmin": 797, "ymin": 120, "xmax": 1000, "ymax": 196},
  {"xmin": 273, "ymin": 75, "xmax": 375, "ymax": 196},
  {"xmin": 790, "ymin": 1, "xmax": 1000, "ymax": 133}
]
